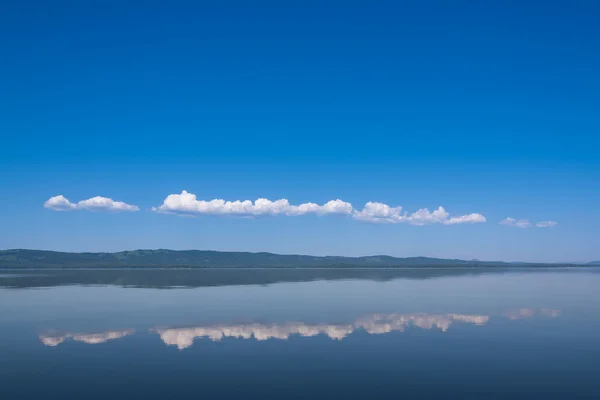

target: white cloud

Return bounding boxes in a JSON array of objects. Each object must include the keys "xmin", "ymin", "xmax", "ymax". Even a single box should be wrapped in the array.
[
  {"xmin": 153, "ymin": 191, "xmax": 486, "ymax": 225},
  {"xmin": 42, "ymin": 191, "xmax": 496, "ymax": 228},
  {"xmin": 352, "ymin": 202, "xmax": 403, "ymax": 224},
  {"xmin": 500, "ymin": 218, "xmax": 558, "ymax": 229},
  {"xmin": 43, "ymin": 195, "xmax": 77, "ymax": 211},
  {"xmin": 536, "ymin": 221, "xmax": 558, "ymax": 228},
  {"xmin": 44, "ymin": 195, "xmax": 139, "ymax": 212},
  {"xmin": 352, "ymin": 203, "xmax": 486, "ymax": 225},
  {"xmin": 499, "ymin": 217, "xmax": 532, "ymax": 228},
  {"xmin": 152, "ymin": 190, "xmax": 353, "ymax": 217}
]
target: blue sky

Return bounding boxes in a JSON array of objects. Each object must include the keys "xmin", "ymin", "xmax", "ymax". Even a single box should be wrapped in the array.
[{"xmin": 1, "ymin": 1, "xmax": 599, "ymax": 262}]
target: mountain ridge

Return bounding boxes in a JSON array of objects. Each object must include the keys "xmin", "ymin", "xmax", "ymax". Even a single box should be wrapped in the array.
[{"xmin": 0, "ymin": 249, "xmax": 587, "ymax": 269}]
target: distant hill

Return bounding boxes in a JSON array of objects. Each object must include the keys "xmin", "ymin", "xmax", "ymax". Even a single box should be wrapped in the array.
[
  {"xmin": 0, "ymin": 249, "xmax": 586, "ymax": 269},
  {"xmin": 588, "ymin": 261, "xmax": 600, "ymax": 265}
]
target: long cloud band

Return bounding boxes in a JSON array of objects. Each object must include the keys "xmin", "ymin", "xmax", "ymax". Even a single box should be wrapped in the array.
[
  {"xmin": 152, "ymin": 190, "xmax": 486, "ymax": 225},
  {"xmin": 42, "ymin": 191, "xmax": 556, "ymax": 227}
]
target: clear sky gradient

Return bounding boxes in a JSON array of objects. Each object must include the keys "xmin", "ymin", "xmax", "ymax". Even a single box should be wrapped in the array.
[{"xmin": 1, "ymin": 1, "xmax": 599, "ymax": 262}]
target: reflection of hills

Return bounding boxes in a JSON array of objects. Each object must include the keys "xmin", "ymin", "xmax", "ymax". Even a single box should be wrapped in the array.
[
  {"xmin": 3, "ymin": 268, "xmax": 531, "ymax": 289},
  {"xmin": 40, "ymin": 329, "xmax": 135, "ymax": 346},
  {"xmin": 503, "ymin": 308, "xmax": 560, "ymax": 319},
  {"xmin": 155, "ymin": 313, "xmax": 491, "ymax": 350},
  {"xmin": 39, "ymin": 308, "xmax": 560, "ymax": 349}
]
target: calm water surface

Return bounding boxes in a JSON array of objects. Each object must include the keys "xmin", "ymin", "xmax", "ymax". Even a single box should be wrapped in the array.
[{"xmin": 1, "ymin": 269, "xmax": 599, "ymax": 399}]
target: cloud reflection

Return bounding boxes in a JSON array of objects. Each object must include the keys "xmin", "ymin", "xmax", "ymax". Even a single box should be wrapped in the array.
[
  {"xmin": 154, "ymin": 313, "xmax": 491, "ymax": 350},
  {"xmin": 39, "ymin": 308, "xmax": 561, "ymax": 349},
  {"xmin": 503, "ymin": 308, "xmax": 561, "ymax": 320},
  {"xmin": 40, "ymin": 329, "xmax": 135, "ymax": 346}
]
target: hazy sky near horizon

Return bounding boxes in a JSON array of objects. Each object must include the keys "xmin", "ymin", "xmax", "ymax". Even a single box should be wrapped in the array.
[{"xmin": 1, "ymin": 1, "xmax": 599, "ymax": 262}]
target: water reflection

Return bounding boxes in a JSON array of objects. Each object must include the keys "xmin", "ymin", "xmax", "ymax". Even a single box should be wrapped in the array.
[
  {"xmin": 155, "ymin": 313, "xmax": 490, "ymax": 350},
  {"xmin": 39, "ymin": 308, "xmax": 560, "ymax": 349},
  {"xmin": 40, "ymin": 329, "xmax": 135, "ymax": 346},
  {"xmin": 503, "ymin": 308, "xmax": 560, "ymax": 319},
  {"xmin": 2, "ymin": 267, "xmax": 559, "ymax": 289}
]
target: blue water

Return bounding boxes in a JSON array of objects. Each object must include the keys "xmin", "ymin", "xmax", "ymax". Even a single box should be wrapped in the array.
[{"xmin": 1, "ymin": 269, "xmax": 599, "ymax": 399}]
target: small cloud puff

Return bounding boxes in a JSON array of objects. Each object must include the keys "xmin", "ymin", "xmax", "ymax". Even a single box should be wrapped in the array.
[
  {"xmin": 500, "ymin": 218, "xmax": 557, "ymax": 228},
  {"xmin": 499, "ymin": 217, "xmax": 532, "ymax": 228},
  {"xmin": 44, "ymin": 195, "xmax": 139, "ymax": 212},
  {"xmin": 536, "ymin": 221, "xmax": 558, "ymax": 228}
]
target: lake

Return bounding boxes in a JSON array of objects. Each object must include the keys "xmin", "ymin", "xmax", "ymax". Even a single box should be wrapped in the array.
[{"xmin": 1, "ymin": 268, "xmax": 599, "ymax": 399}]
